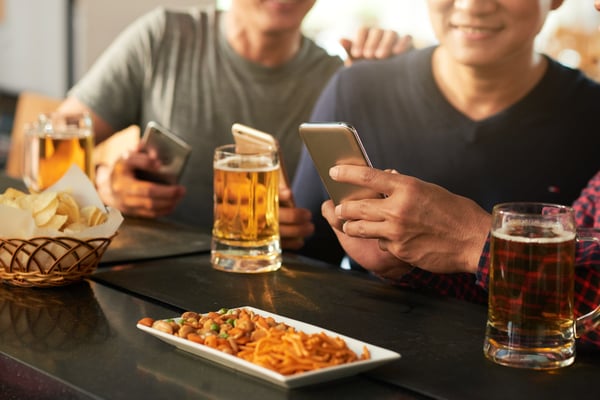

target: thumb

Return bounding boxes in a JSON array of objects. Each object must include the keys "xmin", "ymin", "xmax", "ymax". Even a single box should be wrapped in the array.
[
  {"xmin": 339, "ymin": 38, "xmax": 352, "ymax": 55},
  {"xmin": 339, "ymin": 38, "xmax": 354, "ymax": 65}
]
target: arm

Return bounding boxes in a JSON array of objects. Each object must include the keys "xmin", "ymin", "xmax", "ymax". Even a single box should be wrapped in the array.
[{"xmin": 59, "ymin": 9, "xmax": 184, "ymax": 218}]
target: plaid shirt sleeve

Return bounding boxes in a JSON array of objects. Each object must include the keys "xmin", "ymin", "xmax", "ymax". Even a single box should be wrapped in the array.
[{"xmin": 572, "ymin": 171, "xmax": 600, "ymax": 228}]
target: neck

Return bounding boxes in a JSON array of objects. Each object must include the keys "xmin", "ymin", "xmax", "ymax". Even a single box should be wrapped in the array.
[
  {"xmin": 224, "ymin": 11, "xmax": 302, "ymax": 68},
  {"xmin": 432, "ymin": 47, "xmax": 548, "ymax": 121}
]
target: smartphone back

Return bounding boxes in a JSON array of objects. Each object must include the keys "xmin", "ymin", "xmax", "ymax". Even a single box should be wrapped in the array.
[
  {"xmin": 136, "ymin": 121, "xmax": 191, "ymax": 184},
  {"xmin": 299, "ymin": 122, "xmax": 376, "ymax": 205},
  {"xmin": 231, "ymin": 123, "xmax": 294, "ymax": 207}
]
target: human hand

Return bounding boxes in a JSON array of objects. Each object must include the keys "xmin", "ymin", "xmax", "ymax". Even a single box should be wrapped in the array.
[
  {"xmin": 279, "ymin": 188, "xmax": 314, "ymax": 250},
  {"xmin": 95, "ymin": 149, "xmax": 186, "ymax": 218},
  {"xmin": 321, "ymin": 199, "xmax": 412, "ymax": 279},
  {"xmin": 326, "ymin": 165, "xmax": 491, "ymax": 276},
  {"xmin": 340, "ymin": 27, "xmax": 413, "ymax": 66}
]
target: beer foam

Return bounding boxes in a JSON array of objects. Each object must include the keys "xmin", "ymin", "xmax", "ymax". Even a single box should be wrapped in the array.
[
  {"xmin": 493, "ymin": 225, "xmax": 576, "ymax": 243},
  {"xmin": 214, "ymin": 156, "xmax": 278, "ymax": 172}
]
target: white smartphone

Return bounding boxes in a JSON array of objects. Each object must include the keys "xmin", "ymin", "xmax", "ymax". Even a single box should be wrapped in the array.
[
  {"xmin": 231, "ymin": 123, "xmax": 294, "ymax": 207},
  {"xmin": 135, "ymin": 121, "xmax": 192, "ymax": 185},
  {"xmin": 298, "ymin": 122, "xmax": 379, "ymax": 205}
]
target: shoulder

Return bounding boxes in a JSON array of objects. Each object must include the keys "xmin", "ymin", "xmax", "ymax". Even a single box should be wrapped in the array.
[
  {"xmin": 334, "ymin": 46, "xmax": 433, "ymax": 87},
  {"xmin": 544, "ymin": 57, "xmax": 600, "ymax": 100},
  {"xmin": 130, "ymin": 5, "xmax": 218, "ymax": 42},
  {"xmin": 322, "ymin": 46, "xmax": 433, "ymax": 101},
  {"xmin": 296, "ymin": 36, "xmax": 343, "ymax": 74}
]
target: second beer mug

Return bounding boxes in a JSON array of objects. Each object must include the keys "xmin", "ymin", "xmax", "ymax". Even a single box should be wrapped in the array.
[
  {"xmin": 484, "ymin": 202, "xmax": 600, "ymax": 370},
  {"xmin": 23, "ymin": 113, "xmax": 94, "ymax": 192},
  {"xmin": 211, "ymin": 144, "xmax": 281, "ymax": 273}
]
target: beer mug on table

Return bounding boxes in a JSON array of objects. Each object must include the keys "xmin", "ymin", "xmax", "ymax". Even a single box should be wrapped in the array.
[
  {"xmin": 23, "ymin": 113, "xmax": 94, "ymax": 192},
  {"xmin": 483, "ymin": 202, "xmax": 600, "ymax": 370},
  {"xmin": 211, "ymin": 144, "xmax": 281, "ymax": 273}
]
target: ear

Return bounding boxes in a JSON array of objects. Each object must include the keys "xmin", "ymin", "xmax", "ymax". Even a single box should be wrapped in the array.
[{"xmin": 550, "ymin": 0, "xmax": 564, "ymax": 11}]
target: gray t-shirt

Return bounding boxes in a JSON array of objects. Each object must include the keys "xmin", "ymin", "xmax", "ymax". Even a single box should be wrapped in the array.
[{"xmin": 69, "ymin": 6, "xmax": 342, "ymax": 228}]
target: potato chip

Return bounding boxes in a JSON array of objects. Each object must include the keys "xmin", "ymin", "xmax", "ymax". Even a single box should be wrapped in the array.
[
  {"xmin": 3, "ymin": 188, "xmax": 26, "ymax": 201},
  {"xmin": 0, "ymin": 187, "xmax": 108, "ymax": 233},
  {"xmin": 0, "ymin": 196, "xmax": 20, "ymax": 209},
  {"xmin": 63, "ymin": 222, "xmax": 88, "ymax": 234},
  {"xmin": 40, "ymin": 214, "xmax": 68, "ymax": 230},
  {"xmin": 32, "ymin": 192, "xmax": 58, "ymax": 214},
  {"xmin": 56, "ymin": 192, "xmax": 80, "ymax": 224},
  {"xmin": 33, "ymin": 197, "xmax": 59, "ymax": 226},
  {"xmin": 81, "ymin": 205, "xmax": 107, "ymax": 226}
]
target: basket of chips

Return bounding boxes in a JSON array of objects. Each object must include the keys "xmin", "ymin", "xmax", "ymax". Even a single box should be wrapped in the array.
[{"xmin": 0, "ymin": 167, "xmax": 123, "ymax": 288}]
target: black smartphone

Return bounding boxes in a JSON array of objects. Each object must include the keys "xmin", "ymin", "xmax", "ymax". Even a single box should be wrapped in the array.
[
  {"xmin": 231, "ymin": 123, "xmax": 294, "ymax": 207},
  {"xmin": 299, "ymin": 122, "xmax": 379, "ymax": 205},
  {"xmin": 135, "ymin": 121, "xmax": 192, "ymax": 185}
]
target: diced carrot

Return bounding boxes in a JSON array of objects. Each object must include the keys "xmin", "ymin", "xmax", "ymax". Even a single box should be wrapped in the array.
[
  {"xmin": 187, "ymin": 333, "xmax": 204, "ymax": 344},
  {"xmin": 137, "ymin": 317, "xmax": 154, "ymax": 327}
]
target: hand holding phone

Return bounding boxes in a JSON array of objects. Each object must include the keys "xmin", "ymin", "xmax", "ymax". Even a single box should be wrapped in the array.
[
  {"xmin": 231, "ymin": 123, "xmax": 294, "ymax": 207},
  {"xmin": 135, "ymin": 121, "xmax": 191, "ymax": 185},
  {"xmin": 299, "ymin": 122, "xmax": 380, "ymax": 205}
]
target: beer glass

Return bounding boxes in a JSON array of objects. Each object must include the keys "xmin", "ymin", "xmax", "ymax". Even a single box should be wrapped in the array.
[
  {"xmin": 211, "ymin": 144, "xmax": 281, "ymax": 273},
  {"xmin": 23, "ymin": 113, "xmax": 94, "ymax": 192},
  {"xmin": 483, "ymin": 202, "xmax": 600, "ymax": 370}
]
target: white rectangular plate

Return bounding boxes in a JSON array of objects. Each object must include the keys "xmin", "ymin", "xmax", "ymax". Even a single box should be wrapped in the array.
[{"xmin": 137, "ymin": 306, "xmax": 401, "ymax": 388}]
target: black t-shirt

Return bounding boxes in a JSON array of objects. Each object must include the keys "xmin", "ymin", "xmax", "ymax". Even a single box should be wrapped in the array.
[{"xmin": 294, "ymin": 46, "xmax": 600, "ymax": 265}]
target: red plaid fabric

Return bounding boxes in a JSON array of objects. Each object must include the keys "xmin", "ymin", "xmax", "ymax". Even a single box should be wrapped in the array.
[{"xmin": 393, "ymin": 171, "xmax": 600, "ymax": 349}]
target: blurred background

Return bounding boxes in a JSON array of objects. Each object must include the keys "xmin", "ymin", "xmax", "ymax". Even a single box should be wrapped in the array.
[{"xmin": 1, "ymin": 0, "xmax": 599, "ymax": 167}]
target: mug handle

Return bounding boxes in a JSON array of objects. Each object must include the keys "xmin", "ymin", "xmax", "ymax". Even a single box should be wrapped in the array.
[{"xmin": 574, "ymin": 228, "xmax": 600, "ymax": 337}]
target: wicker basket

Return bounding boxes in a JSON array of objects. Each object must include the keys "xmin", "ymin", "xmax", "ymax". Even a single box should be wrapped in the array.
[{"xmin": 0, "ymin": 235, "xmax": 114, "ymax": 288}]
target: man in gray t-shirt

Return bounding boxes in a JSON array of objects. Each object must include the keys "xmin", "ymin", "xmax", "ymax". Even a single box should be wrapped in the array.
[{"xmin": 57, "ymin": 1, "xmax": 410, "ymax": 246}]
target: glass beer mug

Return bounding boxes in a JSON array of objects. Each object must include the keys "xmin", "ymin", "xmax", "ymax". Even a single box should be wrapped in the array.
[
  {"xmin": 483, "ymin": 202, "xmax": 600, "ymax": 370},
  {"xmin": 211, "ymin": 143, "xmax": 281, "ymax": 273},
  {"xmin": 23, "ymin": 113, "xmax": 95, "ymax": 192}
]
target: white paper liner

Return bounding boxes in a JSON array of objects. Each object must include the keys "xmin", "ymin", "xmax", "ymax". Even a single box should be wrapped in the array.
[{"xmin": 0, "ymin": 165, "xmax": 123, "ymax": 239}]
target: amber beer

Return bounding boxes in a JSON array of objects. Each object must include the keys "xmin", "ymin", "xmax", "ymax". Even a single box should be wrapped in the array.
[
  {"xmin": 24, "ymin": 134, "xmax": 94, "ymax": 192},
  {"xmin": 211, "ymin": 145, "xmax": 281, "ymax": 273},
  {"xmin": 483, "ymin": 202, "xmax": 581, "ymax": 370},
  {"xmin": 23, "ymin": 113, "xmax": 94, "ymax": 192}
]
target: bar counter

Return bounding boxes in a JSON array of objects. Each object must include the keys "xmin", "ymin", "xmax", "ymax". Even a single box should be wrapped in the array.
[{"xmin": 1, "ymin": 251, "xmax": 598, "ymax": 399}]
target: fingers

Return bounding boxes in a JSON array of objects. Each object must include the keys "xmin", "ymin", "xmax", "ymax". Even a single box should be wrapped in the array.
[
  {"xmin": 279, "ymin": 186, "xmax": 296, "ymax": 208},
  {"xmin": 279, "ymin": 206, "xmax": 314, "ymax": 250},
  {"xmin": 115, "ymin": 181, "xmax": 185, "ymax": 218},
  {"xmin": 123, "ymin": 150, "xmax": 161, "ymax": 172},
  {"xmin": 106, "ymin": 157, "xmax": 185, "ymax": 217},
  {"xmin": 341, "ymin": 27, "xmax": 412, "ymax": 65},
  {"xmin": 339, "ymin": 38, "xmax": 353, "ymax": 60},
  {"xmin": 392, "ymin": 34, "xmax": 413, "ymax": 55},
  {"xmin": 340, "ymin": 210, "xmax": 388, "ymax": 239},
  {"xmin": 322, "ymin": 200, "xmax": 344, "ymax": 232},
  {"xmin": 350, "ymin": 26, "xmax": 373, "ymax": 58},
  {"xmin": 365, "ymin": 29, "xmax": 393, "ymax": 59},
  {"xmin": 330, "ymin": 165, "xmax": 398, "ymax": 195}
]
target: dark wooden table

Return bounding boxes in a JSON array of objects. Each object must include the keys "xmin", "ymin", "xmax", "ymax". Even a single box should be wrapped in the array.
[
  {"xmin": 2, "ymin": 251, "xmax": 596, "ymax": 400},
  {"xmin": 1, "ymin": 172, "xmax": 598, "ymax": 399}
]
